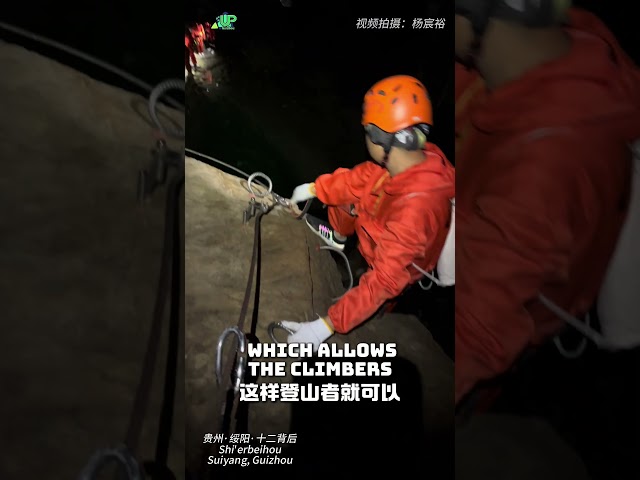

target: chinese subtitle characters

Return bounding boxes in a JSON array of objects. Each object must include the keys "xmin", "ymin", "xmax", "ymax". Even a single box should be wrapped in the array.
[
  {"xmin": 238, "ymin": 382, "xmax": 401, "ymax": 402},
  {"xmin": 355, "ymin": 17, "xmax": 446, "ymax": 29},
  {"xmin": 412, "ymin": 18, "xmax": 445, "ymax": 29},
  {"xmin": 203, "ymin": 432, "xmax": 298, "ymax": 444},
  {"xmin": 356, "ymin": 18, "xmax": 402, "ymax": 29}
]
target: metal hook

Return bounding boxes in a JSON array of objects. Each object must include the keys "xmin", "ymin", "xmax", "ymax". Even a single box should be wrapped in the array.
[
  {"xmin": 215, "ymin": 326, "xmax": 247, "ymax": 394},
  {"xmin": 267, "ymin": 321, "xmax": 295, "ymax": 344}
]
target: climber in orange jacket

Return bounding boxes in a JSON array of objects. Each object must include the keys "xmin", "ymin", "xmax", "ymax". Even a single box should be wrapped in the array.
[
  {"xmin": 454, "ymin": 2, "xmax": 640, "ymax": 405},
  {"xmin": 281, "ymin": 75, "xmax": 455, "ymax": 350},
  {"xmin": 185, "ymin": 32, "xmax": 197, "ymax": 75}
]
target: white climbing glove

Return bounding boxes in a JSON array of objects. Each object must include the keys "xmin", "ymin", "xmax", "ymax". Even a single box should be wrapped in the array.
[
  {"xmin": 289, "ymin": 182, "xmax": 316, "ymax": 205},
  {"xmin": 282, "ymin": 316, "xmax": 334, "ymax": 352}
]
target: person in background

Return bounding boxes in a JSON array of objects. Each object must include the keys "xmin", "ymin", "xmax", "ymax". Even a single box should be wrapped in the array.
[
  {"xmin": 197, "ymin": 23, "xmax": 206, "ymax": 51},
  {"xmin": 280, "ymin": 75, "xmax": 455, "ymax": 351},
  {"xmin": 190, "ymin": 25, "xmax": 203, "ymax": 55},
  {"xmin": 185, "ymin": 29, "xmax": 196, "ymax": 75},
  {"xmin": 204, "ymin": 22, "xmax": 215, "ymax": 48},
  {"xmin": 209, "ymin": 27, "xmax": 216, "ymax": 50}
]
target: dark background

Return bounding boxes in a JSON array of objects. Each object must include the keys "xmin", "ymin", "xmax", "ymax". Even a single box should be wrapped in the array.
[
  {"xmin": 576, "ymin": 0, "xmax": 639, "ymax": 62},
  {"xmin": 2, "ymin": 1, "xmax": 184, "ymax": 96},
  {"xmin": 2, "ymin": 1, "xmax": 637, "ymax": 119}
]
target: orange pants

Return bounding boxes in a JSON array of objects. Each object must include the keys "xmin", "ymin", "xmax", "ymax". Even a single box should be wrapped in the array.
[{"xmin": 327, "ymin": 204, "xmax": 356, "ymax": 237}]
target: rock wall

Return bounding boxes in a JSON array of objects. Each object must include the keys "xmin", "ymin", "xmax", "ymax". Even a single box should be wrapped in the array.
[{"xmin": 1, "ymin": 40, "xmax": 185, "ymax": 479}]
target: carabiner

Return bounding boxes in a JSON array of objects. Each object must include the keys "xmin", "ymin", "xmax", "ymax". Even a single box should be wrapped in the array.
[
  {"xmin": 215, "ymin": 326, "xmax": 247, "ymax": 394},
  {"xmin": 267, "ymin": 321, "xmax": 295, "ymax": 344}
]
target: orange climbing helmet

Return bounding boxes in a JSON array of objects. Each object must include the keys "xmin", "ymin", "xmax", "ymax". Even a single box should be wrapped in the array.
[{"xmin": 362, "ymin": 75, "xmax": 433, "ymax": 133}]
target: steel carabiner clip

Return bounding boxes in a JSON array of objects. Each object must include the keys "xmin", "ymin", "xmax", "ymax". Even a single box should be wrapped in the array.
[
  {"xmin": 267, "ymin": 321, "xmax": 295, "ymax": 344},
  {"xmin": 215, "ymin": 326, "xmax": 247, "ymax": 394}
]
